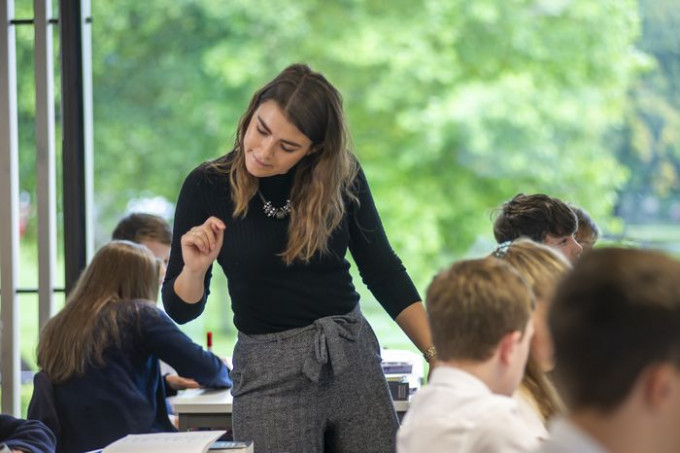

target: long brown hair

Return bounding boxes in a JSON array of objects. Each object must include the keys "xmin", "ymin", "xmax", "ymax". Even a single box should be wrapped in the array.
[
  {"xmin": 37, "ymin": 241, "xmax": 161, "ymax": 383},
  {"xmin": 212, "ymin": 63, "xmax": 358, "ymax": 265},
  {"xmin": 493, "ymin": 238, "xmax": 570, "ymax": 420},
  {"xmin": 522, "ymin": 356, "xmax": 565, "ymax": 421}
]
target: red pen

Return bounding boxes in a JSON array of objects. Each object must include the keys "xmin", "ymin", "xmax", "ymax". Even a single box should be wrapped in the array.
[{"xmin": 206, "ymin": 331, "xmax": 213, "ymax": 352}]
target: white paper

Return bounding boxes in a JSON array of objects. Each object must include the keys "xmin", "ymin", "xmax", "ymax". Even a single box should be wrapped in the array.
[{"xmin": 103, "ymin": 431, "xmax": 226, "ymax": 453}]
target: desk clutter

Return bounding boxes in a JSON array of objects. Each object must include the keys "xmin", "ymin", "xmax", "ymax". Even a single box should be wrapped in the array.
[
  {"xmin": 380, "ymin": 348, "xmax": 422, "ymax": 401},
  {"xmin": 208, "ymin": 440, "xmax": 254, "ymax": 452}
]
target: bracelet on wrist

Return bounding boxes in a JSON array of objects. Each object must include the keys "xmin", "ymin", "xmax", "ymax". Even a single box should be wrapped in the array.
[{"xmin": 423, "ymin": 345, "xmax": 437, "ymax": 362}]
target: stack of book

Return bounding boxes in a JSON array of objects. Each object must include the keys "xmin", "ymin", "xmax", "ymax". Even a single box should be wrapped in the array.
[{"xmin": 380, "ymin": 348, "xmax": 423, "ymax": 400}]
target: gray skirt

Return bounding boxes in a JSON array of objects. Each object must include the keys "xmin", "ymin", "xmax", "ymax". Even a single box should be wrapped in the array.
[{"xmin": 230, "ymin": 305, "xmax": 398, "ymax": 453}]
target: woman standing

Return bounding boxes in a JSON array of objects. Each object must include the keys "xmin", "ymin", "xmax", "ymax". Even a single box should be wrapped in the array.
[{"xmin": 162, "ymin": 64, "xmax": 434, "ymax": 452}]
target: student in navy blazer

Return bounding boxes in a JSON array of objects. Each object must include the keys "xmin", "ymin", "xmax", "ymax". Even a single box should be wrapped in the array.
[
  {"xmin": 0, "ymin": 414, "xmax": 55, "ymax": 453},
  {"xmin": 28, "ymin": 241, "xmax": 231, "ymax": 453}
]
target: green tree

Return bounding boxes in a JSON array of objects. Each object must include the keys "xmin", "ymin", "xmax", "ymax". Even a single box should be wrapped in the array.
[
  {"xmin": 91, "ymin": 0, "xmax": 641, "ymax": 286},
  {"xmin": 615, "ymin": 0, "xmax": 680, "ymax": 224}
]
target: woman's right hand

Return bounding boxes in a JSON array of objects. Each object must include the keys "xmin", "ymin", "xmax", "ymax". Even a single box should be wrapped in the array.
[{"xmin": 180, "ymin": 216, "xmax": 226, "ymax": 274}]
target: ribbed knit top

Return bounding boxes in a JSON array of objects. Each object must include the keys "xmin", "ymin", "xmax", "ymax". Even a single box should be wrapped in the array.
[{"xmin": 162, "ymin": 157, "xmax": 421, "ymax": 334}]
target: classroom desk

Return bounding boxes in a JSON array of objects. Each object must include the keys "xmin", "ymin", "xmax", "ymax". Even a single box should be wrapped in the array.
[{"xmin": 171, "ymin": 388, "xmax": 411, "ymax": 432}]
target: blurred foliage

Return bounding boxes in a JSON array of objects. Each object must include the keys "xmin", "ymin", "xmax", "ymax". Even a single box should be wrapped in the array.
[
  {"xmin": 7, "ymin": 0, "xmax": 653, "ymax": 399},
  {"xmin": 81, "ymin": 0, "xmax": 642, "ymax": 288},
  {"xmin": 12, "ymin": 0, "xmax": 645, "ymax": 288},
  {"xmin": 614, "ymin": 0, "xmax": 680, "ymax": 221}
]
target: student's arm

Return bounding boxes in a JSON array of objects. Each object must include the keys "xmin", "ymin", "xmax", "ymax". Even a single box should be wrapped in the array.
[
  {"xmin": 0, "ymin": 415, "xmax": 56, "ymax": 453},
  {"xmin": 139, "ymin": 306, "xmax": 231, "ymax": 389}
]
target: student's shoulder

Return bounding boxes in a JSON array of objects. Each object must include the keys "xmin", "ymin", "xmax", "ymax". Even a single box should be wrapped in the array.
[
  {"xmin": 109, "ymin": 299, "xmax": 166, "ymax": 325},
  {"xmin": 473, "ymin": 397, "xmax": 540, "ymax": 451}
]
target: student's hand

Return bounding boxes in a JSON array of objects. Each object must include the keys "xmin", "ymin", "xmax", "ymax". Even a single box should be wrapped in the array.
[
  {"xmin": 165, "ymin": 374, "xmax": 200, "ymax": 391},
  {"xmin": 181, "ymin": 216, "xmax": 225, "ymax": 274},
  {"xmin": 222, "ymin": 356, "xmax": 233, "ymax": 371}
]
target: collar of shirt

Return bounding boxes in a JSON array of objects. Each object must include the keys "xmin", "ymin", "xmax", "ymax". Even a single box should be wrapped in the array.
[
  {"xmin": 546, "ymin": 418, "xmax": 609, "ymax": 453},
  {"xmin": 428, "ymin": 365, "xmax": 493, "ymax": 396}
]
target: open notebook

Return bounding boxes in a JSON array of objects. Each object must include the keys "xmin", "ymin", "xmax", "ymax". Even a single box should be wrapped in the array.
[{"xmin": 102, "ymin": 431, "xmax": 226, "ymax": 453}]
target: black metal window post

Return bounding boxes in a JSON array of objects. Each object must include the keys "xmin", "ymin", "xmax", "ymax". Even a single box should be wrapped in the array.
[{"xmin": 59, "ymin": 0, "xmax": 93, "ymax": 294}]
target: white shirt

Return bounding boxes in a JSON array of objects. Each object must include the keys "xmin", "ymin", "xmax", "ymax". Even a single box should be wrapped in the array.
[
  {"xmin": 514, "ymin": 388, "xmax": 550, "ymax": 441},
  {"xmin": 397, "ymin": 366, "xmax": 539, "ymax": 453},
  {"xmin": 534, "ymin": 418, "xmax": 609, "ymax": 453}
]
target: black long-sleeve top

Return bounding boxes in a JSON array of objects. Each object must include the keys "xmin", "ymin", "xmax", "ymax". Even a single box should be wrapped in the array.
[
  {"xmin": 162, "ymin": 157, "xmax": 421, "ymax": 334},
  {"xmin": 0, "ymin": 415, "xmax": 56, "ymax": 453}
]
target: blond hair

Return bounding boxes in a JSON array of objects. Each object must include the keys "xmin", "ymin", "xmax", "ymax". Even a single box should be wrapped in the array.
[
  {"xmin": 494, "ymin": 238, "xmax": 570, "ymax": 420},
  {"xmin": 426, "ymin": 257, "xmax": 534, "ymax": 362},
  {"xmin": 37, "ymin": 241, "xmax": 161, "ymax": 383},
  {"xmin": 212, "ymin": 64, "xmax": 358, "ymax": 265},
  {"xmin": 498, "ymin": 238, "xmax": 571, "ymax": 301}
]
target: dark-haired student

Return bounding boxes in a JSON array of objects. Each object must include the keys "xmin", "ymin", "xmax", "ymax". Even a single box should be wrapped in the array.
[
  {"xmin": 0, "ymin": 414, "xmax": 55, "ymax": 453},
  {"xmin": 28, "ymin": 241, "xmax": 230, "ymax": 453},
  {"xmin": 536, "ymin": 248, "xmax": 680, "ymax": 453},
  {"xmin": 570, "ymin": 205, "xmax": 599, "ymax": 253},
  {"xmin": 493, "ymin": 193, "xmax": 582, "ymax": 262},
  {"xmin": 112, "ymin": 212, "xmax": 200, "ymax": 394},
  {"xmin": 112, "ymin": 212, "xmax": 172, "ymax": 266}
]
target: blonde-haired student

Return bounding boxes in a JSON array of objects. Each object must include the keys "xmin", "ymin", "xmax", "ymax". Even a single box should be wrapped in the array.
[
  {"xmin": 28, "ymin": 241, "xmax": 230, "ymax": 453},
  {"xmin": 493, "ymin": 238, "xmax": 570, "ymax": 438},
  {"xmin": 397, "ymin": 257, "xmax": 538, "ymax": 453}
]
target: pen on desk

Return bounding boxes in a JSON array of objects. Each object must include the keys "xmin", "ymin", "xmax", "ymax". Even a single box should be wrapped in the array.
[{"xmin": 207, "ymin": 331, "xmax": 213, "ymax": 352}]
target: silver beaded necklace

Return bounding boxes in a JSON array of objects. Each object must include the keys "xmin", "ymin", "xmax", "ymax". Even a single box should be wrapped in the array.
[{"xmin": 258, "ymin": 190, "xmax": 292, "ymax": 220}]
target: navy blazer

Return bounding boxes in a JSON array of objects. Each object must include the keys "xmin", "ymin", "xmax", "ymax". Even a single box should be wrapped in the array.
[
  {"xmin": 0, "ymin": 414, "xmax": 56, "ymax": 453},
  {"xmin": 28, "ymin": 303, "xmax": 231, "ymax": 453}
]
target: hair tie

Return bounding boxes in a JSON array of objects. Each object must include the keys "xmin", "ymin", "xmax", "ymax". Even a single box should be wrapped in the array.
[{"xmin": 493, "ymin": 241, "xmax": 512, "ymax": 259}]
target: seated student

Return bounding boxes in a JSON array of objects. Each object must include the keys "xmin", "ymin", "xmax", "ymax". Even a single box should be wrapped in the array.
[
  {"xmin": 570, "ymin": 206, "xmax": 599, "ymax": 252},
  {"xmin": 397, "ymin": 257, "xmax": 538, "ymax": 453},
  {"xmin": 0, "ymin": 414, "xmax": 55, "ymax": 453},
  {"xmin": 493, "ymin": 193, "xmax": 582, "ymax": 262},
  {"xmin": 537, "ymin": 248, "xmax": 680, "ymax": 453},
  {"xmin": 28, "ymin": 241, "xmax": 231, "ymax": 453},
  {"xmin": 493, "ymin": 239, "xmax": 570, "ymax": 439},
  {"xmin": 112, "ymin": 212, "xmax": 199, "ymax": 393},
  {"xmin": 112, "ymin": 212, "xmax": 172, "ymax": 265}
]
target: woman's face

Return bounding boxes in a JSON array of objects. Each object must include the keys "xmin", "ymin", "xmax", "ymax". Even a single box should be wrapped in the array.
[
  {"xmin": 531, "ymin": 297, "xmax": 555, "ymax": 372},
  {"xmin": 243, "ymin": 100, "xmax": 314, "ymax": 178}
]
